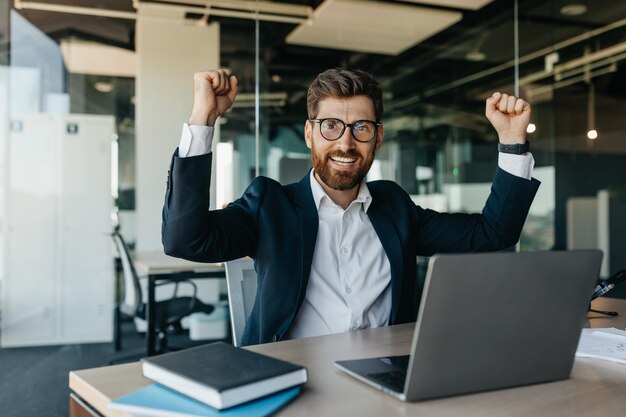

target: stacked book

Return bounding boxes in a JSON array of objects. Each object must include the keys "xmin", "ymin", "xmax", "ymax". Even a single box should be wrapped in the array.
[{"xmin": 108, "ymin": 342, "xmax": 308, "ymax": 417}]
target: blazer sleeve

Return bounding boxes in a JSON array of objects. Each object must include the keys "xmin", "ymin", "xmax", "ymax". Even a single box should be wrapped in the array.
[
  {"xmin": 161, "ymin": 150, "xmax": 264, "ymax": 262},
  {"xmin": 414, "ymin": 167, "xmax": 540, "ymax": 255}
]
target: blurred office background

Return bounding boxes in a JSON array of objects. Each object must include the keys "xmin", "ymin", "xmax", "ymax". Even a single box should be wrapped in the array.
[{"xmin": 0, "ymin": 0, "xmax": 625, "ymax": 415}]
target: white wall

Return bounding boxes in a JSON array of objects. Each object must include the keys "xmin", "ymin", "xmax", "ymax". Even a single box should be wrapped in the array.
[{"xmin": 136, "ymin": 4, "xmax": 219, "ymax": 251}]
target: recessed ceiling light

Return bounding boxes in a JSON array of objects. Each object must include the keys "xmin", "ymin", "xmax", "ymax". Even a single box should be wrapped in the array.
[
  {"xmin": 465, "ymin": 51, "xmax": 486, "ymax": 62},
  {"xmin": 560, "ymin": 4, "xmax": 587, "ymax": 16},
  {"xmin": 94, "ymin": 81, "xmax": 114, "ymax": 93},
  {"xmin": 271, "ymin": 74, "xmax": 282, "ymax": 83}
]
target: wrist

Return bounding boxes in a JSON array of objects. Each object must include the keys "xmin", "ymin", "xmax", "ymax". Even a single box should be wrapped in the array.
[
  {"xmin": 497, "ymin": 133, "xmax": 526, "ymax": 144},
  {"xmin": 188, "ymin": 109, "xmax": 217, "ymax": 127}
]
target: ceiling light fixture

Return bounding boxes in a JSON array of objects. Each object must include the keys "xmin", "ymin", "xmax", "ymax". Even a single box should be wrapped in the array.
[
  {"xmin": 94, "ymin": 81, "xmax": 114, "ymax": 93},
  {"xmin": 587, "ymin": 82, "xmax": 598, "ymax": 140},
  {"xmin": 465, "ymin": 31, "xmax": 489, "ymax": 62},
  {"xmin": 526, "ymin": 123, "xmax": 536, "ymax": 134},
  {"xmin": 560, "ymin": 4, "xmax": 587, "ymax": 16},
  {"xmin": 465, "ymin": 51, "xmax": 486, "ymax": 62}
]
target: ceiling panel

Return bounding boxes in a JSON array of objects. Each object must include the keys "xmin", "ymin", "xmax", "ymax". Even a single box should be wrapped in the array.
[
  {"xmin": 397, "ymin": 0, "xmax": 493, "ymax": 11},
  {"xmin": 61, "ymin": 38, "xmax": 136, "ymax": 76},
  {"xmin": 286, "ymin": 0, "xmax": 462, "ymax": 55}
]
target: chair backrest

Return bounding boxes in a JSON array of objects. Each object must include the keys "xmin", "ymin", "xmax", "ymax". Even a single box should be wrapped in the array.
[
  {"xmin": 111, "ymin": 232, "xmax": 142, "ymax": 316},
  {"xmin": 224, "ymin": 258, "xmax": 258, "ymax": 347}
]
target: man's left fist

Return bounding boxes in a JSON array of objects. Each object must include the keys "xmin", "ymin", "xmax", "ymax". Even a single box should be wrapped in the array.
[{"xmin": 485, "ymin": 92, "xmax": 531, "ymax": 144}]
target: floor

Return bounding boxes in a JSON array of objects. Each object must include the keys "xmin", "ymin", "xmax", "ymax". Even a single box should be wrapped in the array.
[{"xmin": 0, "ymin": 320, "xmax": 220, "ymax": 417}]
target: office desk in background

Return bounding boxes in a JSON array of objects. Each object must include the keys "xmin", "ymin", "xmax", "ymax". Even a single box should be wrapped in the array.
[
  {"xmin": 71, "ymin": 297, "xmax": 626, "ymax": 417},
  {"xmin": 133, "ymin": 251, "xmax": 225, "ymax": 356}
]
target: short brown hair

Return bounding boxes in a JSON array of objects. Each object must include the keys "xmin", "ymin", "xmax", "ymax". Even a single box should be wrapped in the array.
[{"xmin": 306, "ymin": 68, "xmax": 383, "ymax": 121}]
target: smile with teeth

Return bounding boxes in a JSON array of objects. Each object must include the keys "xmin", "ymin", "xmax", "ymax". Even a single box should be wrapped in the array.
[{"xmin": 329, "ymin": 156, "xmax": 357, "ymax": 165}]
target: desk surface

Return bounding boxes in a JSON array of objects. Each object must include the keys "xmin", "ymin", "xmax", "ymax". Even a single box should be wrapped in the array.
[
  {"xmin": 134, "ymin": 251, "xmax": 223, "ymax": 274},
  {"xmin": 71, "ymin": 297, "xmax": 626, "ymax": 417}
]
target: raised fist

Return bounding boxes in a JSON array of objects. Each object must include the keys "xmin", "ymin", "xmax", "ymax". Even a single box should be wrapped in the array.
[
  {"xmin": 485, "ymin": 92, "xmax": 531, "ymax": 144},
  {"xmin": 188, "ymin": 69, "xmax": 238, "ymax": 127}
]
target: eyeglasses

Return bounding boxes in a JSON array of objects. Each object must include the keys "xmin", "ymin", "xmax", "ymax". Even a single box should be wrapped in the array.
[{"xmin": 309, "ymin": 118, "xmax": 380, "ymax": 143}]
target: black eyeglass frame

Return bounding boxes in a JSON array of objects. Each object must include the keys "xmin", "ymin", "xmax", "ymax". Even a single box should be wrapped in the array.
[{"xmin": 309, "ymin": 118, "xmax": 381, "ymax": 143}]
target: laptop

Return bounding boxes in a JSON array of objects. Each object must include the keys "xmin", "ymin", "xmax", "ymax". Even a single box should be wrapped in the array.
[{"xmin": 335, "ymin": 250, "xmax": 602, "ymax": 401}]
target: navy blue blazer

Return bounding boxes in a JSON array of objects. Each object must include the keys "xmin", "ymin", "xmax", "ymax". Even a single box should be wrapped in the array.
[{"xmin": 162, "ymin": 151, "xmax": 540, "ymax": 346}]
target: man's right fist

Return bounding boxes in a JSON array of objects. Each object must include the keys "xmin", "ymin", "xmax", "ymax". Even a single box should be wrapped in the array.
[{"xmin": 188, "ymin": 70, "xmax": 238, "ymax": 127}]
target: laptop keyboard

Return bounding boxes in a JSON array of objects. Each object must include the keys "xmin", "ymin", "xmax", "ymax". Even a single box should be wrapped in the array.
[
  {"xmin": 366, "ymin": 355, "xmax": 409, "ymax": 394},
  {"xmin": 336, "ymin": 354, "xmax": 409, "ymax": 394},
  {"xmin": 367, "ymin": 370, "xmax": 407, "ymax": 393}
]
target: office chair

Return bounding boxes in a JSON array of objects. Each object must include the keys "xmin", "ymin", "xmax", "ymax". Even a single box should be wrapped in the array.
[
  {"xmin": 224, "ymin": 257, "xmax": 258, "ymax": 347},
  {"xmin": 111, "ymin": 232, "xmax": 215, "ymax": 355}
]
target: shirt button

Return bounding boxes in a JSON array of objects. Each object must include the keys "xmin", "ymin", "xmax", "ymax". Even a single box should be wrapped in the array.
[
  {"xmin": 341, "ymin": 247, "xmax": 348, "ymax": 254},
  {"xmin": 346, "ymin": 287, "xmax": 352, "ymax": 294}
]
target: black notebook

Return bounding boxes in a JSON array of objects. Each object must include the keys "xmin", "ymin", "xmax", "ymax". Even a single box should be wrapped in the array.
[{"xmin": 141, "ymin": 342, "xmax": 308, "ymax": 410}]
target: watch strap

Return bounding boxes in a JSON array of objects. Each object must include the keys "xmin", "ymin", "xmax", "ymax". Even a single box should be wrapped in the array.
[{"xmin": 498, "ymin": 141, "xmax": 530, "ymax": 155}]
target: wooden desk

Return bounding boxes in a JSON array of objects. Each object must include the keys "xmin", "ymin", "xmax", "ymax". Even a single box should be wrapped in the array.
[
  {"xmin": 133, "ymin": 251, "xmax": 225, "ymax": 356},
  {"xmin": 71, "ymin": 297, "xmax": 626, "ymax": 416}
]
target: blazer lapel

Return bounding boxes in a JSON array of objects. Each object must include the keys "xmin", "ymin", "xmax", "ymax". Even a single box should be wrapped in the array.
[
  {"xmin": 293, "ymin": 171, "xmax": 319, "ymax": 306},
  {"xmin": 367, "ymin": 194, "xmax": 404, "ymax": 324}
]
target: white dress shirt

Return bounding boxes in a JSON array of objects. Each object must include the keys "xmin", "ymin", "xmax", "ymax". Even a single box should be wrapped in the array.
[
  {"xmin": 177, "ymin": 122, "xmax": 535, "ymax": 338},
  {"xmin": 287, "ymin": 172, "xmax": 392, "ymax": 338}
]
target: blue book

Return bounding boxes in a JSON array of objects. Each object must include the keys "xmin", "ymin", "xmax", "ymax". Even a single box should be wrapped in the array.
[{"xmin": 108, "ymin": 384, "xmax": 300, "ymax": 417}]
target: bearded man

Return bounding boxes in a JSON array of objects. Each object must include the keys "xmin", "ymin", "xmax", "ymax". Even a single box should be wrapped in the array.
[{"xmin": 162, "ymin": 68, "xmax": 540, "ymax": 346}]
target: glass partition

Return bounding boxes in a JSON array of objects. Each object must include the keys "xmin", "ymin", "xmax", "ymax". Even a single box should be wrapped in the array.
[
  {"xmin": 518, "ymin": 1, "xmax": 626, "ymax": 286},
  {"xmin": 211, "ymin": 12, "xmax": 258, "ymax": 209},
  {"xmin": 255, "ymin": 1, "xmax": 519, "ymax": 232}
]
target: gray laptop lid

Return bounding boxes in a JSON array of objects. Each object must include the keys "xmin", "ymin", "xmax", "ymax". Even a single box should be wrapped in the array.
[{"xmin": 404, "ymin": 250, "xmax": 602, "ymax": 401}]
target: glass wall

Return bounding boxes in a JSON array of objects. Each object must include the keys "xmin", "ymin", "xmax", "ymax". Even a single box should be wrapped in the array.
[
  {"xmin": 254, "ymin": 0, "xmax": 529, "ymax": 249},
  {"xmin": 232, "ymin": 0, "xmax": 623, "ymax": 284},
  {"xmin": 516, "ymin": 0, "xmax": 626, "ymax": 290},
  {"xmin": 0, "ymin": 5, "xmax": 134, "ymax": 348}
]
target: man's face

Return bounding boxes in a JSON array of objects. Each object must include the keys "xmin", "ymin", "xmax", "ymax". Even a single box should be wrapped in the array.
[{"xmin": 305, "ymin": 95, "xmax": 384, "ymax": 191}]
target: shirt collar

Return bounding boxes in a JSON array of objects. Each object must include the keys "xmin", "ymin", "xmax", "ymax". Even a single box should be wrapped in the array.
[{"xmin": 309, "ymin": 170, "xmax": 373, "ymax": 213}]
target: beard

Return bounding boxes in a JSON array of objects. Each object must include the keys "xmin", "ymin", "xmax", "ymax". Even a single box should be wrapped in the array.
[{"xmin": 311, "ymin": 145, "xmax": 375, "ymax": 191}]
